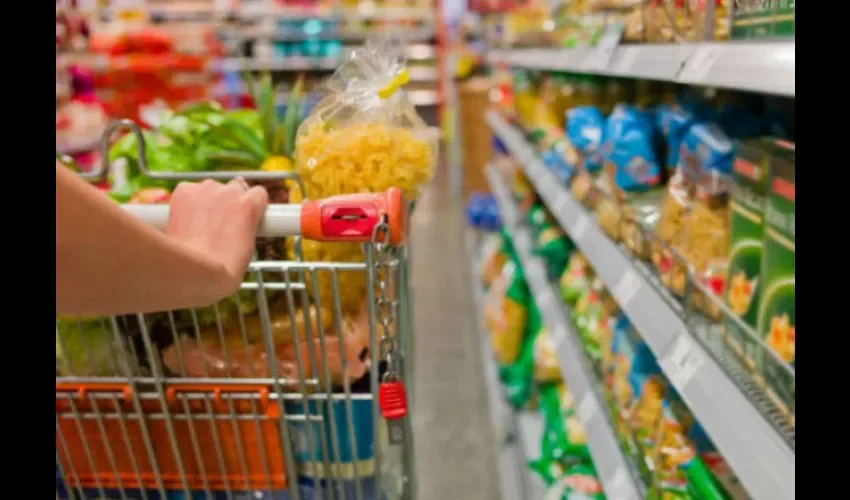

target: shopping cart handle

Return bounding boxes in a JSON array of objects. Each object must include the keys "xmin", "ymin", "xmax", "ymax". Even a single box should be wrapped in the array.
[{"xmin": 123, "ymin": 188, "xmax": 408, "ymax": 244}]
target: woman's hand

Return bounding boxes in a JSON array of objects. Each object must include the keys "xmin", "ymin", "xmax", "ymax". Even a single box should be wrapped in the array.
[
  {"xmin": 166, "ymin": 178, "xmax": 269, "ymax": 296},
  {"xmin": 56, "ymin": 166, "xmax": 271, "ymax": 316}
]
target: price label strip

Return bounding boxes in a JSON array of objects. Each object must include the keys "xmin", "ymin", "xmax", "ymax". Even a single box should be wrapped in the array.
[
  {"xmin": 659, "ymin": 333, "xmax": 706, "ymax": 398},
  {"xmin": 612, "ymin": 269, "xmax": 641, "ymax": 309},
  {"xmin": 571, "ymin": 213, "xmax": 590, "ymax": 243},
  {"xmin": 576, "ymin": 392, "xmax": 599, "ymax": 427},
  {"xmin": 585, "ymin": 25, "xmax": 624, "ymax": 71},
  {"xmin": 679, "ymin": 46, "xmax": 722, "ymax": 84},
  {"xmin": 605, "ymin": 467, "xmax": 634, "ymax": 500}
]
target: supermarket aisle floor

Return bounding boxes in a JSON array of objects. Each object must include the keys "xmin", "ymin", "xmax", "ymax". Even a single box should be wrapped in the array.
[{"xmin": 409, "ymin": 167, "xmax": 500, "ymax": 500}]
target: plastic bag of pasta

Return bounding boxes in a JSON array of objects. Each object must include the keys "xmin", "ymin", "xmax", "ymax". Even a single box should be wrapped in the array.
[{"xmin": 294, "ymin": 35, "xmax": 437, "ymax": 204}]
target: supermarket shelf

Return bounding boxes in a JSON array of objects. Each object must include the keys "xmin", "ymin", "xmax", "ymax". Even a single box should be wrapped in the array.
[
  {"xmin": 488, "ymin": 41, "xmax": 795, "ymax": 97},
  {"xmin": 216, "ymin": 57, "xmax": 439, "ymax": 80},
  {"xmin": 465, "ymin": 230, "xmax": 545, "ymax": 500},
  {"xmin": 486, "ymin": 166, "xmax": 645, "ymax": 500},
  {"xmin": 212, "ymin": 85, "xmax": 439, "ymax": 107},
  {"xmin": 100, "ymin": 5, "xmax": 435, "ymax": 22},
  {"xmin": 487, "ymin": 111, "xmax": 796, "ymax": 500},
  {"xmin": 220, "ymin": 26, "xmax": 436, "ymax": 43}
]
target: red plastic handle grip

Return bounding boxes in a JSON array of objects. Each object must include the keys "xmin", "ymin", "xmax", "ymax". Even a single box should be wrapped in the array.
[{"xmin": 300, "ymin": 188, "xmax": 408, "ymax": 246}]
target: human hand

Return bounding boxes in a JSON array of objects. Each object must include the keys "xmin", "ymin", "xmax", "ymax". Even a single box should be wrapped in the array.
[{"xmin": 166, "ymin": 178, "xmax": 268, "ymax": 295}]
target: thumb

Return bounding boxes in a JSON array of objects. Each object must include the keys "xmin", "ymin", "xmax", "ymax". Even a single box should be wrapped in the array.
[{"xmin": 244, "ymin": 186, "xmax": 269, "ymax": 223}]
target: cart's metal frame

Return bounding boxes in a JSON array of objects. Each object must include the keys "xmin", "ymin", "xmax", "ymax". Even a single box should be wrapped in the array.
[{"xmin": 56, "ymin": 120, "xmax": 417, "ymax": 500}]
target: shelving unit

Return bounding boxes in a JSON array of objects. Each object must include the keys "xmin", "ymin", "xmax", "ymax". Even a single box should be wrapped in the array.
[
  {"xmin": 486, "ymin": 166, "xmax": 646, "ymax": 500},
  {"xmin": 488, "ymin": 41, "xmax": 795, "ymax": 97},
  {"xmin": 487, "ymin": 111, "xmax": 795, "ymax": 500},
  {"xmin": 466, "ymin": 230, "xmax": 545, "ymax": 500}
]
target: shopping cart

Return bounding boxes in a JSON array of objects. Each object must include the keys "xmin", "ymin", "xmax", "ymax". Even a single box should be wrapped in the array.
[{"xmin": 56, "ymin": 121, "xmax": 417, "ymax": 500}]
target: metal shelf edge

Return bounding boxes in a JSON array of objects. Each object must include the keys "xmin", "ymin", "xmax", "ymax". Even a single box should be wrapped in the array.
[
  {"xmin": 486, "ymin": 111, "xmax": 795, "ymax": 500},
  {"xmin": 488, "ymin": 41, "xmax": 795, "ymax": 97}
]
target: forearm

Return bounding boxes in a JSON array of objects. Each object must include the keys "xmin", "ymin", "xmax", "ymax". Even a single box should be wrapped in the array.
[{"xmin": 56, "ymin": 166, "xmax": 233, "ymax": 316}]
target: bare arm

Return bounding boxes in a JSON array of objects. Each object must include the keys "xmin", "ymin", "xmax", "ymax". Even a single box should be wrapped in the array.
[{"xmin": 56, "ymin": 165, "xmax": 267, "ymax": 316}]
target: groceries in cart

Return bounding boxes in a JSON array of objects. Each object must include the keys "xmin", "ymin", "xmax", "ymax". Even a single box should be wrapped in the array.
[{"xmin": 57, "ymin": 34, "xmax": 428, "ymax": 500}]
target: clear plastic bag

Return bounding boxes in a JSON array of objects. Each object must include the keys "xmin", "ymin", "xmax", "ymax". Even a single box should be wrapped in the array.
[{"xmin": 294, "ymin": 35, "xmax": 438, "ymax": 204}]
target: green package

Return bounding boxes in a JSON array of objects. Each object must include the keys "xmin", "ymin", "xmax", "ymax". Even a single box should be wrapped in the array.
[
  {"xmin": 535, "ymin": 224, "xmax": 574, "ymax": 280},
  {"xmin": 560, "ymin": 253, "xmax": 591, "ymax": 304},
  {"xmin": 527, "ymin": 203, "xmax": 549, "ymax": 235},
  {"xmin": 758, "ymin": 142, "xmax": 795, "ymax": 413},
  {"xmin": 531, "ymin": 462, "xmax": 606, "ymax": 499},
  {"xmin": 726, "ymin": 140, "xmax": 769, "ymax": 366},
  {"xmin": 538, "ymin": 384, "xmax": 592, "ymax": 467},
  {"xmin": 500, "ymin": 300, "xmax": 541, "ymax": 409}
]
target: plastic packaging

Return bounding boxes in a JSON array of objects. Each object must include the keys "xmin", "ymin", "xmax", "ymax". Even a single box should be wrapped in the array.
[
  {"xmin": 560, "ymin": 252, "xmax": 592, "ymax": 305},
  {"xmin": 294, "ymin": 36, "xmax": 437, "ymax": 204},
  {"xmin": 532, "ymin": 328, "xmax": 561, "ymax": 383},
  {"xmin": 161, "ymin": 303, "xmax": 371, "ymax": 389},
  {"xmin": 485, "ymin": 259, "xmax": 530, "ymax": 366},
  {"xmin": 538, "ymin": 384, "xmax": 592, "ymax": 466}
]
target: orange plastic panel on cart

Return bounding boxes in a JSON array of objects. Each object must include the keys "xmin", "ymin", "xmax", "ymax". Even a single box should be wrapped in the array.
[{"xmin": 56, "ymin": 382, "xmax": 287, "ymax": 491}]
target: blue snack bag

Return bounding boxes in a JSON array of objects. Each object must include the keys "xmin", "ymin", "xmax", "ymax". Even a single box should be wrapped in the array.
[
  {"xmin": 603, "ymin": 105, "xmax": 662, "ymax": 192},
  {"xmin": 565, "ymin": 106, "xmax": 605, "ymax": 173},
  {"xmin": 657, "ymin": 105, "xmax": 695, "ymax": 176}
]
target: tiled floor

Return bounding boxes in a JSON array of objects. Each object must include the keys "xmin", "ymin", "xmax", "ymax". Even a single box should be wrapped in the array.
[{"xmin": 408, "ymin": 168, "xmax": 500, "ymax": 500}]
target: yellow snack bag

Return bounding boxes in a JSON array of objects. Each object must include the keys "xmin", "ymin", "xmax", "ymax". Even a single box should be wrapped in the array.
[{"xmin": 485, "ymin": 260, "xmax": 530, "ymax": 366}]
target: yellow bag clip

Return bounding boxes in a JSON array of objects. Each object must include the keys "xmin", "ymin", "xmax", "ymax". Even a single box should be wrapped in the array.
[{"xmin": 378, "ymin": 69, "xmax": 410, "ymax": 99}]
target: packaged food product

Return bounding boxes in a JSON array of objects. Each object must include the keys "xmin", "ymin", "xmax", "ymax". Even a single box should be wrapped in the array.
[
  {"xmin": 650, "ymin": 399, "xmax": 696, "ymax": 497},
  {"xmin": 576, "ymin": 287, "xmax": 618, "ymax": 374},
  {"xmin": 656, "ymin": 105, "xmax": 695, "ymax": 176},
  {"xmin": 533, "ymin": 328, "xmax": 561, "ymax": 383},
  {"xmin": 758, "ymin": 141, "xmax": 795, "ymax": 417},
  {"xmin": 480, "ymin": 232, "xmax": 509, "ymax": 289},
  {"xmin": 531, "ymin": 462, "xmax": 605, "ymax": 499},
  {"xmin": 565, "ymin": 106, "xmax": 605, "ymax": 175},
  {"xmin": 501, "ymin": 301, "xmax": 540, "ymax": 408},
  {"xmin": 485, "ymin": 259, "xmax": 530, "ymax": 366},
  {"xmin": 732, "ymin": 0, "xmax": 795, "ymax": 40},
  {"xmin": 609, "ymin": 317, "xmax": 638, "ymax": 450},
  {"xmin": 286, "ymin": 238, "xmax": 368, "ymax": 314},
  {"xmin": 542, "ymin": 139, "xmax": 579, "ymax": 186},
  {"xmin": 538, "ymin": 383, "xmax": 592, "ymax": 466},
  {"xmin": 626, "ymin": 331, "xmax": 666, "ymax": 463},
  {"xmin": 294, "ymin": 36, "xmax": 437, "ymax": 204},
  {"xmin": 676, "ymin": 124, "xmax": 735, "ymax": 316},
  {"xmin": 527, "ymin": 203, "xmax": 551, "ymax": 238},
  {"xmin": 560, "ymin": 252, "xmax": 592, "ymax": 304},
  {"xmin": 599, "ymin": 105, "xmax": 664, "ymax": 244},
  {"xmin": 725, "ymin": 140, "xmax": 770, "ymax": 367},
  {"xmin": 534, "ymin": 223, "xmax": 573, "ymax": 281},
  {"xmin": 161, "ymin": 303, "xmax": 371, "ymax": 389}
]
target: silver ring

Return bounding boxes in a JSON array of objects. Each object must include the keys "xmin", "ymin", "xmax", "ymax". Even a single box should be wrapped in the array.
[{"xmin": 233, "ymin": 177, "xmax": 250, "ymax": 191}]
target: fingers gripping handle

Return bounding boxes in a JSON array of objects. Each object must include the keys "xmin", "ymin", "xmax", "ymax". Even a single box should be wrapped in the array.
[{"xmin": 123, "ymin": 188, "xmax": 409, "ymax": 244}]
